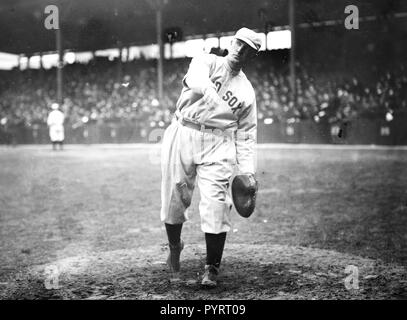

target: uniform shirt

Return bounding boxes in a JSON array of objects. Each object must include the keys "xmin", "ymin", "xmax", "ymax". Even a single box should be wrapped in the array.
[
  {"xmin": 176, "ymin": 53, "xmax": 257, "ymax": 174},
  {"xmin": 47, "ymin": 110, "xmax": 65, "ymax": 127}
]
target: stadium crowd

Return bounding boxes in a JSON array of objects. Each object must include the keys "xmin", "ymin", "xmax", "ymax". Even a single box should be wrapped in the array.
[{"xmin": 0, "ymin": 52, "xmax": 406, "ymax": 131}]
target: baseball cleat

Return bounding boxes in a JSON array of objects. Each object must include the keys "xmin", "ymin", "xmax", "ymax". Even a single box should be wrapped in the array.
[
  {"xmin": 201, "ymin": 264, "xmax": 219, "ymax": 288},
  {"xmin": 167, "ymin": 239, "xmax": 184, "ymax": 274}
]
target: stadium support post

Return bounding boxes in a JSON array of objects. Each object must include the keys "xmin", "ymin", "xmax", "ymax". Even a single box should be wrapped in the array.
[
  {"xmin": 27, "ymin": 55, "xmax": 31, "ymax": 69},
  {"xmin": 56, "ymin": 28, "xmax": 63, "ymax": 105},
  {"xmin": 39, "ymin": 53, "xmax": 43, "ymax": 70},
  {"xmin": 258, "ymin": 8, "xmax": 267, "ymax": 50},
  {"xmin": 289, "ymin": 0, "xmax": 296, "ymax": 109},
  {"xmin": 156, "ymin": 8, "xmax": 164, "ymax": 102},
  {"xmin": 118, "ymin": 42, "xmax": 123, "ymax": 81}
]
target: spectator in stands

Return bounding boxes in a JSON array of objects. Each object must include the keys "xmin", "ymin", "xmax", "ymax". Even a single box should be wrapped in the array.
[{"xmin": 0, "ymin": 54, "xmax": 406, "ymax": 135}]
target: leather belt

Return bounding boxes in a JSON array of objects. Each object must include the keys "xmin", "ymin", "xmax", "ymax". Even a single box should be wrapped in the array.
[{"xmin": 174, "ymin": 112, "xmax": 223, "ymax": 132}]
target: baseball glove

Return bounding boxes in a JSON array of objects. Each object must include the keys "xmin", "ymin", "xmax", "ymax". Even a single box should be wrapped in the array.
[{"xmin": 231, "ymin": 174, "xmax": 258, "ymax": 218}]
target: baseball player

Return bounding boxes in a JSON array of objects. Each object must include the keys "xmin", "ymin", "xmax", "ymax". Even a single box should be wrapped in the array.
[
  {"xmin": 161, "ymin": 27, "xmax": 261, "ymax": 287},
  {"xmin": 47, "ymin": 103, "xmax": 65, "ymax": 150}
]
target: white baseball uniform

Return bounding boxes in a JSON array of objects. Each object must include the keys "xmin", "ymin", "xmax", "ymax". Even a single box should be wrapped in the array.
[
  {"xmin": 47, "ymin": 109, "xmax": 65, "ymax": 142},
  {"xmin": 161, "ymin": 53, "xmax": 257, "ymax": 234}
]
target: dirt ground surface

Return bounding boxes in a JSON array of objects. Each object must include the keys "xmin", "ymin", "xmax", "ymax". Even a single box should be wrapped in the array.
[{"xmin": 0, "ymin": 144, "xmax": 406, "ymax": 299}]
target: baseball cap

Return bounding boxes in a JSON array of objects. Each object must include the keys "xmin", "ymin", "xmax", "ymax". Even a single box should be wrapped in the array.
[
  {"xmin": 234, "ymin": 27, "xmax": 262, "ymax": 52},
  {"xmin": 51, "ymin": 103, "xmax": 59, "ymax": 110}
]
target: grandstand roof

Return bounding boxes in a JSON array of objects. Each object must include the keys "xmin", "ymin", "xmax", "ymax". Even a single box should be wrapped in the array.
[{"xmin": 1, "ymin": 0, "xmax": 405, "ymax": 55}]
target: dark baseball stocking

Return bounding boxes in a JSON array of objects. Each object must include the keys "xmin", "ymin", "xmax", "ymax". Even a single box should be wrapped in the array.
[
  {"xmin": 165, "ymin": 223, "xmax": 183, "ymax": 246},
  {"xmin": 205, "ymin": 232, "xmax": 227, "ymax": 268}
]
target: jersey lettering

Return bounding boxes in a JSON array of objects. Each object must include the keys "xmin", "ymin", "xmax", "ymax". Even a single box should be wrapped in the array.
[
  {"xmin": 228, "ymin": 96, "xmax": 238, "ymax": 107},
  {"xmin": 177, "ymin": 54, "xmax": 254, "ymax": 125},
  {"xmin": 221, "ymin": 90, "xmax": 244, "ymax": 114},
  {"xmin": 215, "ymin": 81, "xmax": 222, "ymax": 92},
  {"xmin": 222, "ymin": 90, "xmax": 232, "ymax": 101}
]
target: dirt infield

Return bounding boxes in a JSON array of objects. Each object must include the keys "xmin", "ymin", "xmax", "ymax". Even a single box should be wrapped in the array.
[
  {"xmin": 3, "ymin": 244, "xmax": 406, "ymax": 300},
  {"xmin": 0, "ymin": 145, "xmax": 406, "ymax": 299}
]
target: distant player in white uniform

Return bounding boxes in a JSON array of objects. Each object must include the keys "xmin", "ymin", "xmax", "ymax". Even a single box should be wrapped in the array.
[
  {"xmin": 161, "ymin": 27, "xmax": 262, "ymax": 287},
  {"xmin": 47, "ymin": 103, "xmax": 65, "ymax": 150}
]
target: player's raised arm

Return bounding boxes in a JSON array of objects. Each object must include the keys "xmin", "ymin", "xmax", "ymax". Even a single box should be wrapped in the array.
[
  {"xmin": 235, "ymin": 98, "xmax": 257, "ymax": 175},
  {"xmin": 183, "ymin": 54, "xmax": 217, "ymax": 95},
  {"xmin": 182, "ymin": 54, "xmax": 224, "ymax": 110}
]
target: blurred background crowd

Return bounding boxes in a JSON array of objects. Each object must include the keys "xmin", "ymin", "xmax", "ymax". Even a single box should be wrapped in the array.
[{"xmin": 1, "ymin": 51, "xmax": 406, "ymax": 131}]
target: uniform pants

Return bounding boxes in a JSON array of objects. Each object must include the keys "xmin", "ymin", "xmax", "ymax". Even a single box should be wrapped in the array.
[
  {"xmin": 49, "ymin": 125, "xmax": 65, "ymax": 142},
  {"xmin": 160, "ymin": 120, "xmax": 236, "ymax": 234}
]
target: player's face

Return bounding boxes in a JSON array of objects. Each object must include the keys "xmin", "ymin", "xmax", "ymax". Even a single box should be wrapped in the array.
[{"xmin": 229, "ymin": 38, "xmax": 257, "ymax": 66}]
